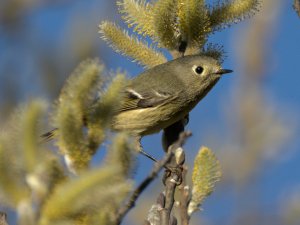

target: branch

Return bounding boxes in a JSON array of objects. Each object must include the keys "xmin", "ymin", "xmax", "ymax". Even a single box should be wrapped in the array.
[
  {"xmin": 161, "ymin": 173, "xmax": 178, "ymax": 225},
  {"xmin": 142, "ymin": 128, "xmax": 191, "ymax": 225},
  {"xmin": 115, "ymin": 148, "xmax": 173, "ymax": 224},
  {"xmin": 161, "ymin": 131, "xmax": 190, "ymax": 225},
  {"xmin": 177, "ymin": 165, "xmax": 190, "ymax": 225}
]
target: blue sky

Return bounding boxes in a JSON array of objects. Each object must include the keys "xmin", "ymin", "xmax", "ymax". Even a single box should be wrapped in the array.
[{"xmin": 1, "ymin": 0, "xmax": 300, "ymax": 224}]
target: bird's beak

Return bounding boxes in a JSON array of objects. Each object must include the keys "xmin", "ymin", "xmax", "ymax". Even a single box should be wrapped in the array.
[{"xmin": 216, "ymin": 69, "xmax": 233, "ymax": 75}]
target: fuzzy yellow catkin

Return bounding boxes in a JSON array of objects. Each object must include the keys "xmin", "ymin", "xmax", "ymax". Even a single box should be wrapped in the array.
[
  {"xmin": 209, "ymin": 0, "xmax": 260, "ymax": 30},
  {"xmin": 177, "ymin": 0, "xmax": 210, "ymax": 47},
  {"xmin": 21, "ymin": 100, "xmax": 47, "ymax": 173},
  {"xmin": 152, "ymin": 0, "xmax": 179, "ymax": 49},
  {"xmin": 106, "ymin": 133, "xmax": 136, "ymax": 178},
  {"xmin": 40, "ymin": 167, "xmax": 132, "ymax": 223},
  {"xmin": 0, "ymin": 101, "xmax": 47, "ymax": 207},
  {"xmin": 117, "ymin": 0, "xmax": 155, "ymax": 37},
  {"xmin": 87, "ymin": 73, "xmax": 126, "ymax": 151},
  {"xmin": 99, "ymin": 21, "xmax": 166, "ymax": 68},
  {"xmin": 189, "ymin": 146, "xmax": 222, "ymax": 215},
  {"xmin": 54, "ymin": 59, "xmax": 103, "ymax": 171}
]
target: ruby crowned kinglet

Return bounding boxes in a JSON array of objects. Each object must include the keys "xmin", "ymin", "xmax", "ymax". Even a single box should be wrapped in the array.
[{"xmin": 43, "ymin": 55, "xmax": 232, "ymax": 160}]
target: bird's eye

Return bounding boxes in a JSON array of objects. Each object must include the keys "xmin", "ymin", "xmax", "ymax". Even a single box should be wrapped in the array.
[{"xmin": 193, "ymin": 65, "xmax": 204, "ymax": 75}]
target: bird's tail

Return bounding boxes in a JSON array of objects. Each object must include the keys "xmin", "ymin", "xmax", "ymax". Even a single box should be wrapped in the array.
[{"xmin": 41, "ymin": 128, "xmax": 58, "ymax": 142}]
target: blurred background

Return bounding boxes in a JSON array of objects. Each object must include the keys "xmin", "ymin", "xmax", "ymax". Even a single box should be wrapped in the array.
[{"xmin": 0, "ymin": 0, "xmax": 299, "ymax": 224}]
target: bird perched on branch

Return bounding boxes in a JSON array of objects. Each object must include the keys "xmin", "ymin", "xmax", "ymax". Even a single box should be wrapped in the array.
[{"xmin": 42, "ymin": 55, "xmax": 232, "ymax": 161}]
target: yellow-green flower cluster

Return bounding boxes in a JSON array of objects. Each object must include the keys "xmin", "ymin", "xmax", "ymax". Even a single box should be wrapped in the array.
[{"xmin": 99, "ymin": 0, "xmax": 260, "ymax": 64}]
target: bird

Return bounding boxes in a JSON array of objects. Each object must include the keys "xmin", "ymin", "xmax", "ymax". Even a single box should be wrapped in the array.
[{"xmin": 42, "ymin": 55, "xmax": 232, "ymax": 161}]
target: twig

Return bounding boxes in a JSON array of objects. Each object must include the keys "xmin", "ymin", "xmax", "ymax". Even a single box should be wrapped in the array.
[
  {"xmin": 115, "ymin": 149, "xmax": 173, "ymax": 225},
  {"xmin": 177, "ymin": 165, "xmax": 190, "ymax": 225},
  {"xmin": 146, "ymin": 193, "xmax": 165, "ymax": 225},
  {"xmin": 161, "ymin": 174, "xmax": 178, "ymax": 225},
  {"xmin": 143, "ymin": 118, "xmax": 191, "ymax": 225},
  {"xmin": 160, "ymin": 129, "xmax": 191, "ymax": 225}
]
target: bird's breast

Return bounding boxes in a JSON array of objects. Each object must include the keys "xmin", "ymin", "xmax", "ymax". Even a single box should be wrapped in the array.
[{"xmin": 111, "ymin": 98, "xmax": 198, "ymax": 136}]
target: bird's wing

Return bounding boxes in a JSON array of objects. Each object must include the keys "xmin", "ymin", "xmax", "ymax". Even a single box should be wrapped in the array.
[{"xmin": 118, "ymin": 88, "xmax": 178, "ymax": 112}]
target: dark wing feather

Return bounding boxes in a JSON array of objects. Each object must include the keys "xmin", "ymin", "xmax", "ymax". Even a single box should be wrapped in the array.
[
  {"xmin": 41, "ymin": 89, "xmax": 178, "ymax": 140},
  {"xmin": 118, "ymin": 88, "xmax": 177, "ymax": 112}
]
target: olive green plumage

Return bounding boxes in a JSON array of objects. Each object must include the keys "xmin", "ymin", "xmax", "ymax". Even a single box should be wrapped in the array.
[
  {"xmin": 112, "ymin": 55, "xmax": 229, "ymax": 136},
  {"xmin": 43, "ymin": 55, "xmax": 232, "ymax": 146}
]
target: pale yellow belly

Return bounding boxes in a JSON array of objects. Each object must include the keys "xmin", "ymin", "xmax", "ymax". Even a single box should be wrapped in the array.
[{"xmin": 112, "ymin": 103, "xmax": 195, "ymax": 136}]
